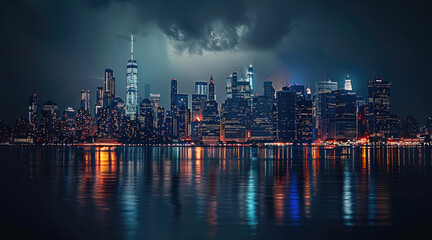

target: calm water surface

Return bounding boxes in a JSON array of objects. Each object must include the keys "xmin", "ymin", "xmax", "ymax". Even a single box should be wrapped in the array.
[{"xmin": 1, "ymin": 146, "xmax": 432, "ymax": 239}]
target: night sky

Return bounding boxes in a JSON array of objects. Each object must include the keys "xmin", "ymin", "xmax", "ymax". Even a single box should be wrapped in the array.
[{"xmin": 1, "ymin": 0, "xmax": 431, "ymax": 125}]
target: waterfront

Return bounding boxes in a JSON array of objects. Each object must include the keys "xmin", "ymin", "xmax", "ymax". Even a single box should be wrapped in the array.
[{"xmin": 1, "ymin": 146, "xmax": 432, "ymax": 239}]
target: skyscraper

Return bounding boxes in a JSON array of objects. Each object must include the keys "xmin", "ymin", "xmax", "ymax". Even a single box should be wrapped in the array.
[
  {"xmin": 263, "ymin": 79, "xmax": 275, "ymax": 100},
  {"xmin": 28, "ymin": 92, "xmax": 39, "ymax": 129},
  {"xmin": 95, "ymin": 87, "xmax": 104, "ymax": 115},
  {"xmin": 344, "ymin": 74, "xmax": 353, "ymax": 91},
  {"xmin": 290, "ymin": 83, "xmax": 305, "ymax": 100},
  {"xmin": 251, "ymin": 95, "xmax": 274, "ymax": 140},
  {"xmin": 367, "ymin": 76, "xmax": 391, "ymax": 137},
  {"xmin": 195, "ymin": 81, "xmax": 208, "ymax": 95},
  {"xmin": 150, "ymin": 94, "xmax": 161, "ymax": 109},
  {"xmin": 231, "ymin": 69, "xmax": 251, "ymax": 100},
  {"xmin": 247, "ymin": 65, "xmax": 255, "ymax": 96},
  {"xmin": 314, "ymin": 78, "xmax": 338, "ymax": 140},
  {"xmin": 306, "ymin": 85, "xmax": 312, "ymax": 100},
  {"xmin": 296, "ymin": 98, "xmax": 313, "ymax": 143},
  {"xmin": 104, "ymin": 69, "xmax": 115, "ymax": 107},
  {"xmin": 208, "ymin": 75, "xmax": 215, "ymax": 101},
  {"xmin": 328, "ymin": 89, "xmax": 357, "ymax": 140},
  {"xmin": 40, "ymin": 100, "xmax": 59, "ymax": 143},
  {"xmin": 80, "ymin": 89, "xmax": 90, "ymax": 111},
  {"xmin": 139, "ymin": 99, "xmax": 155, "ymax": 141},
  {"xmin": 225, "ymin": 76, "xmax": 232, "ymax": 99},
  {"xmin": 126, "ymin": 34, "xmax": 138, "ymax": 119},
  {"xmin": 192, "ymin": 94, "xmax": 207, "ymax": 120},
  {"xmin": 170, "ymin": 79, "xmax": 177, "ymax": 113},
  {"xmin": 276, "ymin": 86, "xmax": 296, "ymax": 141}
]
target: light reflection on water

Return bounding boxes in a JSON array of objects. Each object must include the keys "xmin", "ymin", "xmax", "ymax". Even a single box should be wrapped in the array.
[{"xmin": 1, "ymin": 146, "xmax": 432, "ymax": 239}]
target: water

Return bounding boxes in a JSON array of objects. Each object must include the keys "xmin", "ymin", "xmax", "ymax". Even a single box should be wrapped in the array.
[{"xmin": 1, "ymin": 146, "xmax": 432, "ymax": 239}]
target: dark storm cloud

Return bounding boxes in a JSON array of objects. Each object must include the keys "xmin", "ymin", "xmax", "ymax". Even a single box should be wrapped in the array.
[{"xmin": 83, "ymin": 0, "xmax": 301, "ymax": 54}]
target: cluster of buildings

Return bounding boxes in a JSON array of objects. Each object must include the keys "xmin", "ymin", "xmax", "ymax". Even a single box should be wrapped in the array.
[{"xmin": 0, "ymin": 35, "xmax": 428, "ymax": 145}]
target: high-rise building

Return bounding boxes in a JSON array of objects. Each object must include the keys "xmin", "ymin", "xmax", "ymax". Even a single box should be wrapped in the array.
[
  {"xmin": 401, "ymin": 115, "xmax": 418, "ymax": 139},
  {"xmin": 315, "ymin": 79, "xmax": 338, "ymax": 93},
  {"xmin": 111, "ymin": 97, "xmax": 125, "ymax": 138},
  {"xmin": 76, "ymin": 109, "xmax": 92, "ymax": 141},
  {"xmin": 192, "ymin": 94, "xmax": 207, "ymax": 121},
  {"xmin": 170, "ymin": 79, "xmax": 178, "ymax": 113},
  {"xmin": 367, "ymin": 76, "xmax": 391, "ymax": 137},
  {"xmin": 201, "ymin": 76, "xmax": 220, "ymax": 142},
  {"xmin": 247, "ymin": 65, "xmax": 255, "ymax": 96},
  {"xmin": 344, "ymin": 74, "xmax": 353, "ymax": 91},
  {"xmin": 176, "ymin": 93, "xmax": 188, "ymax": 111},
  {"xmin": 40, "ymin": 100, "xmax": 59, "ymax": 143},
  {"xmin": 126, "ymin": 34, "xmax": 138, "ymax": 119},
  {"xmin": 139, "ymin": 99, "xmax": 155, "ymax": 141},
  {"xmin": 251, "ymin": 95, "xmax": 274, "ymax": 141},
  {"xmin": 95, "ymin": 87, "xmax": 104, "ymax": 115},
  {"xmin": 225, "ymin": 76, "xmax": 232, "ymax": 99},
  {"xmin": 231, "ymin": 69, "xmax": 251, "ymax": 100},
  {"xmin": 150, "ymin": 94, "xmax": 161, "ymax": 109},
  {"xmin": 328, "ymin": 89, "xmax": 357, "ymax": 140},
  {"xmin": 144, "ymin": 84, "xmax": 151, "ymax": 99},
  {"xmin": 28, "ymin": 92, "xmax": 39, "ymax": 130},
  {"xmin": 201, "ymin": 100, "xmax": 220, "ymax": 142},
  {"xmin": 11, "ymin": 118, "xmax": 32, "ymax": 143},
  {"xmin": 296, "ymin": 98, "xmax": 313, "ymax": 143},
  {"xmin": 208, "ymin": 75, "xmax": 215, "ymax": 101},
  {"xmin": 221, "ymin": 98, "xmax": 251, "ymax": 142},
  {"xmin": 104, "ymin": 69, "xmax": 115, "ymax": 107},
  {"xmin": 263, "ymin": 79, "xmax": 277, "ymax": 137},
  {"xmin": 177, "ymin": 105, "xmax": 190, "ymax": 140},
  {"xmin": 276, "ymin": 86, "xmax": 296, "ymax": 141},
  {"xmin": 60, "ymin": 107, "xmax": 76, "ymax": 143},
  {"xmin": 314, "ymin": 78, "xmax": 338, "ymax": 140},
  {"xmin": 306, "ymin": 85, "xmax": 312, "ymax": 100},
  {"xmin": 175, "ymin": 93, "xmax": 189, "ymax": 139},
  {"xmin": 80, "ymin": 89, "xmax": 90, "ymax": 111},
  {"xmin": 316, "ymin": 91, "xmax": 336, "ymax": 140},
  {"xmin": 290, "ymin": 83, "xmax": 305, "ymax": 100},
  {"xmin": 156, "ymin": 106, "xmax": 165, "ymax": 141},
  {"xmin": 195, "ymin": 81, "xmax": 208, "ymax": 95},
  {"xmin": 263, "ymin": 79, "xmax": 275, "ymax": 100}
]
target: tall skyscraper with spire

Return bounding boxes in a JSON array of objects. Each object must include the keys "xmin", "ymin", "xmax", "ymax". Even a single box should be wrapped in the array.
[
  {"xmin": 126, "ymin": 34, "xmax": 138, "ymax": 119},
  {"xmin": 208, "ymin": 75, "xmax": 215, "ymax": 101},
  {"xmin": 344, "ymin": 74, "xmax": 353, "ymax": 91},
  {"xmin": 247, "ymin": 65, "xmax": 255, "ymax": 96}
]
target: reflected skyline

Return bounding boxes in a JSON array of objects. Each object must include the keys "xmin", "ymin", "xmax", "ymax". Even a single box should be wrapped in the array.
[{"xmin": 1, "ymin": 146, "xmax": 432, "ymax": 239}]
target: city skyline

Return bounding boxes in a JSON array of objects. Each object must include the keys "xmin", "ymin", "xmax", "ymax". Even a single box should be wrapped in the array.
[{"xmin": 0, "ymin": 49, "xmax": 427, "ymax": 145}]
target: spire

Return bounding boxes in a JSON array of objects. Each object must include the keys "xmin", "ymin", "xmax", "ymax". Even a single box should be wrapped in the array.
[{"xmin": 131, "ymin": 34, "xmax": 134, "ymax": 61}]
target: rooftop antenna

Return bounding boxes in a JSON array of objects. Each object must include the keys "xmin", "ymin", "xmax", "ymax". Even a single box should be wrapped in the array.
[{"xmin": 131, "ymin": 34, "xmax": 134, "ymax": 61}]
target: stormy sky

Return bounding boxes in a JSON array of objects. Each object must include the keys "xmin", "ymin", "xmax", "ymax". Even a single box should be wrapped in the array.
[{"xmin": 1, "ymin": 0, "xmax": 431, "ymax": 125}]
